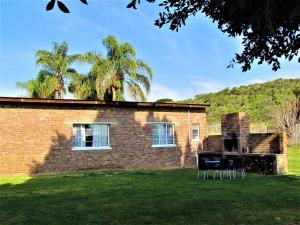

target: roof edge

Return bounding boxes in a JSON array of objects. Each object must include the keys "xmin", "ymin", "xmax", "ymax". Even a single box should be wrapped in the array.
[{"xmin": 0, "ymin": 97, "xmax": 210, "ymax": 109}]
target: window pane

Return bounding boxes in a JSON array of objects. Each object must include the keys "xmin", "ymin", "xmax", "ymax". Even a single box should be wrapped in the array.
[
  {"xmin": 99, "ymin": 125, "xmax": 108, "ymax": 146},
  {"xmin": 152, "ymin": 123, "xmax": 174, "ymax": 145},
  {"xmin": 160, "ymin": 124, "xmax": 167, "ymax": 145},
  {"xmin": 167, "ymin": 124, "xmax": 174, "ymax": 144},
  {"xmin": 152, "ymin": 124, "xmax": 159, "ymax": 145},
  {"xmin": 92, "ymin": 125, "xmax": 101, "ymax": 147},
  {"xmin": 73, "ymin": 124, "xmax": 109, "ymax": 148},
  {"xmin": 192, "ymin": 124, "xmax": 199, "ymax": 139},
  {"xmin": 72, "ymin": 125, "xmax": 82, "ymax": 147},
  {"xmin": 85, "ymin": 124, "xmax": 93, "ymax": 147}
]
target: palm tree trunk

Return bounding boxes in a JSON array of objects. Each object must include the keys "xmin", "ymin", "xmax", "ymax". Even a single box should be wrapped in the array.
[
  {"xmin": 54, "ymin": 74, "xmax": 63, "ymax": 99},
  {"xmin": 112, "ymin": 86, "xmax": 115, "ymax": 101},
  {"xmin": 103, "ymin": 86, "xmax": 115, "ymax": 102},
  {"xmin": 54, "ymin": 90, "xmax": 60, "ymax": 99}
]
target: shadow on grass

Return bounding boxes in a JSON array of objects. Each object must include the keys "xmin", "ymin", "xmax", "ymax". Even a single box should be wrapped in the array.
[{"xmin": 1, "ymin": 169, "xmax": 300, "ymax": 225}]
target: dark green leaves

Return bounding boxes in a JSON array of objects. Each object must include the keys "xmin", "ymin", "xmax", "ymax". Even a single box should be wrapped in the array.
[
  {"xmin": 127, "ymin": 0, "xmax": 154, "ymax": 9},
  {"xmin": 80, "ymin": 0, "xmax": 88, "ymax": 5},
  {"xmin": 46, "ymin": 0, "xmax": 88, "ymax": 13},
  {"xmin": 127, "ymin": 0, "xmax": 137, "ymax": 9},
  {"xmin": 46, "ymin": 0, "xmax": 55, "ymax": 11},
  {"xmin": 57, "ymin": 1, "xmax": 70, "ymax": 13}
]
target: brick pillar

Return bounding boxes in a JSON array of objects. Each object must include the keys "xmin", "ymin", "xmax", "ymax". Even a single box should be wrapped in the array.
[
  {"xmin": 276, "ymin": 132, "xmax": 288, "ymax": 174},
  {"xmin": 239, "ymin": 112, "xmax": 250, "ymax": 153},
  {"xmin": 221, "ymin": 112, "xmax": 250, "ymax": 153}
]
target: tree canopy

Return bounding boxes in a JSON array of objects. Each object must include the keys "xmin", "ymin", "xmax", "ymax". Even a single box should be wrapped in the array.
[
  {"xmin": 127, "ymin": 0, "xmax": 300, "ymax": 72},
  {"xmin": 69, "ymin": 35, "xmax": 153, "ymax": 102},
  {"xmin": 18, "ymin": 36, "xmax": 153, "ymax": 102},
  {"xmin": 17, "ymin": 42, "xmax": 80, "ymax": 99},
  {"xmin": 156, "ymin": 98, "xmax": 174, "ymax": 103}
]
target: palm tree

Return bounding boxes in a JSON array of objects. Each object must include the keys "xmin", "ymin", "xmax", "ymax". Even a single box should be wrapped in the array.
[
  {"xmin": 68, "ymin": 72, "xmax": 97, "ymax": 100},
  {"xmin": 31, "ymin": 41, "xmax": 79, "ymax": 99},
  {"xmin": 70, "ymin": 35, "xmax": 153, "ymax": 102},
  {"xmin": 16, "ymin": 70, "xmax": 57, "ymax": 98}
]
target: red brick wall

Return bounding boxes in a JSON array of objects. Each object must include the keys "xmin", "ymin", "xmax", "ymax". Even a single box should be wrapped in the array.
[
  {"xmin": 221, "ymin": 112, "xmax": 249, "ymax": 152},
  {"xmin": 249, "ymin": 133, "xmax": 281, "ymax": 153},
  {"xmin": 0, "ymin": 103, "xmax": 207, "ymax": 175},
  {"xmin": 203, "ymin": 135, "xmax": 222, "ymax": 152},
  {"xmin": 204, "ymin": 133, "xmax": 285, "ymax": 154}
]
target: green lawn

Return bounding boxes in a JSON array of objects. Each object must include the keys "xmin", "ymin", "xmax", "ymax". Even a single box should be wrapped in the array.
[
  {"xmin": 1, "ymin": 148, "xmax": 299, "ymax": 225},
  {"xmin": 288, "ymin": 146, "xmax": 300, "ymax": 176}
]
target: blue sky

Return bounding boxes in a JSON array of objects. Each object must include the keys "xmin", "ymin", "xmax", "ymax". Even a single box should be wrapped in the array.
[{"xmin": 0, "ymin": 0, "xmax": 299, "ymax": 101}]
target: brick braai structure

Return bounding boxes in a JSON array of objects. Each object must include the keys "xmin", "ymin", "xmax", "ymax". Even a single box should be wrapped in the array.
[
  {"xmin": 204, "ymin": 112, "xmax": 288, "ymax": 174},
  {"xmin": 0, "ymin": 97, "xmax": 208, "ymax": 175},
  {"xmin": 221, "ymin": 112, "xmax": 250, "ymax": 153}
]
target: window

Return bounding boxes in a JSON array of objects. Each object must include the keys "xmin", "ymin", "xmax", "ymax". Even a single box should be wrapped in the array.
[
  {"xmin": 192, "ymin": 123, "xmax": 200, "ymax": 140},
  {"xmin": 72, "ymin": 124, "xmax": 110, "ymax": 150},
  {"xmin": 152, "ymin": 123, "xmax": 175, "ymax": 147}
]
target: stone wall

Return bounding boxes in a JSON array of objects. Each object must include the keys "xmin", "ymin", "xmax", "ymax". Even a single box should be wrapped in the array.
[{"xmin": 0, "ymin": 102, "xmax": 207, "ymax": 175}]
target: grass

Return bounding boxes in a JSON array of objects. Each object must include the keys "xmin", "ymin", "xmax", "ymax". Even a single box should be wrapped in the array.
[
  {"xmin": 288, "ymin": 146, "xmax": 300, "ymax": 175},
  {"xmin": 0, "ymin": 147, "xmax": 299, "ymax": 225}
]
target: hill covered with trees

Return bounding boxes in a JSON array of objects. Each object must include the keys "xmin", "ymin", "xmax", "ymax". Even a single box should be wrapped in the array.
[{"xmin": 181, "ymin": 78, "xmax": 300, "ymax": 125}]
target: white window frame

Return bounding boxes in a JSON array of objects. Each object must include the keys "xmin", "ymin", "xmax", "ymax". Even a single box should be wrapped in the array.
[
  {"xmin": 192, "ymin": 123, "xmax": 200, "ymax": 141},
  {"xmin": 72, "ymin": 123, "xmax": 111, "ymax": 151},
  {"xmin": 151, "ymin": 123, "xmax": 176, "ymax": 148}
]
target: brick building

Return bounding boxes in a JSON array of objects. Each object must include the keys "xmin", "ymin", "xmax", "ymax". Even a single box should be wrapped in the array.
[
  {"xmin": 0, "ymin": 98, "xmax": 288, "ymax": 175},
  {"xmin": 0, "ymin": 97, "xmax": 208, "ymax": 175}
]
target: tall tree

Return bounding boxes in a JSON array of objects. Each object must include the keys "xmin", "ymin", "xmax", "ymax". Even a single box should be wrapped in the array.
[
  {"xmin": 32, "ymin": 41, "xmax": 80, "ymax": 99},
  {"xmin": 70, "ymin": 35, "xmax": 153, "ymax": 102},
  {"xmin": 270, "ymin": 95, "xmax": 299, "ymax": 137}
]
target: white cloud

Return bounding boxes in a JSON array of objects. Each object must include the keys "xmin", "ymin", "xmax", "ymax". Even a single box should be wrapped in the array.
[{"xmin": 148, "ymin": 83, "xmax": 183, "ymax": 102}]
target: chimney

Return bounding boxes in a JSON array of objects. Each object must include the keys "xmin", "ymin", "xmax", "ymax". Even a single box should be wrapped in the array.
[{"xmin": 221, "ymin": 112, "xmax": 249, "ymax": 153}]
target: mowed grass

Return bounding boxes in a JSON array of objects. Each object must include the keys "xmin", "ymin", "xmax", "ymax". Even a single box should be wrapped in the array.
[
  {"xmin": 288, "ymin": 146, "xmax": 300, "ymax": 175},
  {"xmin": 0, "ymin": 148, "xmax": 299, "ymax": 225}
]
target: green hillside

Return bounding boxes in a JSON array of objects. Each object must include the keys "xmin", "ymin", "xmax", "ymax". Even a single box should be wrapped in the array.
[{"xmin": 182, "ymin": 78, "xmax": 300, "ymax": 125}]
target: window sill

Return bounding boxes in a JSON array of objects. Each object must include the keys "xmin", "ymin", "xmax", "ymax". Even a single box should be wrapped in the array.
[
  {"xmin": 192, "ymin": 139, "xmax": 201, "ymax": 142},
  {"xmin": 152, "ymin": 144, "xmax": 176, "ymax": 148},
  {"xmin": 72, "ymin": 147, "xmax": 112, "ymax": 151}
]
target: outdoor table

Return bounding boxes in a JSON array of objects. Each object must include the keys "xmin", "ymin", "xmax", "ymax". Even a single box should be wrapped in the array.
[{"xmin": 204, "ymin": 160, "xmax": 220, "ymax": 169}]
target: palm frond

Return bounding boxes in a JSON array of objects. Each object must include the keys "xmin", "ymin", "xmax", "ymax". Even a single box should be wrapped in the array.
[
  {"xmin": 35, "ymin": 50, "xmax": 54, "ymax": 67},
  {"xmin": 137, "ymin": 60, "xmax": 153, "ymax": 80},
  {"xmin": 40, "ymin": 76, "xmax": 57, "ymax": 98},
  {"xmin": 103, "ymin": 35, "xmax": 120, "ymax": 60},
  {"xmin": 134, "ymin": 73, "xmax": 151, "ymax": 94},
  {"xmin": 121, "ymin": 42, "xmax": 136, "ymax": 58},
  {"xmin": 126, "ymin": 80, "xmax": 147, "ymax": 102},
  {"xmin": 36, "ymin": 70, "xmax": 54, "ymax": 83},
  {"xmin": 65, "ymin": 68, "xmax": 78, "ymax": 78},
  {"xmin": 69, "ymin": 75, "xmax": 93, "ymax": 100}
]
